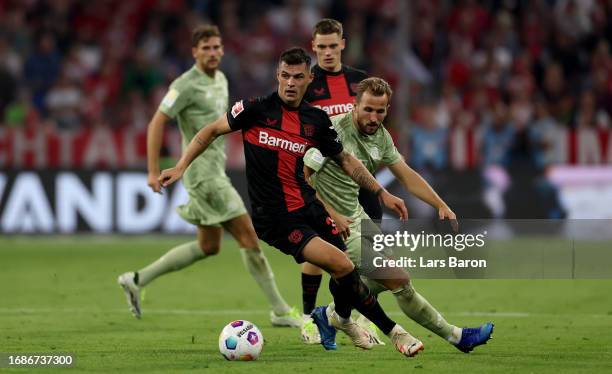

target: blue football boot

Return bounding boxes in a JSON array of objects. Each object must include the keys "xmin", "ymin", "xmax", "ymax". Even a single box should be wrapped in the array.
[
  {"xmin": 311, "ymin": 306, "xmax": 337, "ymax": 350},
  {"xmin": 455, "ymin": 322, "xmax": 494, "ymax": 353}
]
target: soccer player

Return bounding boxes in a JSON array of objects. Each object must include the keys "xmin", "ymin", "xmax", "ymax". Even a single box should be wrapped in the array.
[
  {"xmin": 117, "ymin": 25, "xmax": 301, "ymax": 328},
  {"xmin": 300, "ymin": 18, "xmax": 381, "ymax": 342},
  {"xmin": 159, "ymin": 47, "xmax": 425, "ymax": 357},
  {"xmin": 303, "ymin": 77, "xmax": 494, "ymax": 353}
]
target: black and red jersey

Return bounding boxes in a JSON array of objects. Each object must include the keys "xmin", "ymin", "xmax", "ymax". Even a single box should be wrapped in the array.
[
  {"xmin": 303, "ymin": 64, "xmax": 368, "ymax": 116},
  {"xmin": 227, "ymin": 92, "xmax": 343, "ymax": 214}
]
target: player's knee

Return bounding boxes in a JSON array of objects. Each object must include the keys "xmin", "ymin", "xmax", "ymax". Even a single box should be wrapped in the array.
[
  {"xmin": 236, "ymin": 234, "xmax": 259, "ymax": 250},
  {"xmin": 390, "ymin": 280, "xmax": 415, "ymax": 298},
  {"xmin": 385, "ymin": 277, "xmax": 409, "ymax": 291},
  {"xmin": 382, "ymin": 272, "xmax": 410, "ymax": 290},
  {"xmin": 330, "ymin": 254, "xmax": 354, "ymax": 277},
  {"xmin": 199, "ymin": 242, "xmax": 220, "ymax": 256}
]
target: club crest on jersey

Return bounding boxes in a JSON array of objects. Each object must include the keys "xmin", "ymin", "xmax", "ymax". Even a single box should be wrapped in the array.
[
  {"xmin": 349, "ymin": 83, "xmax": 359, "ymax": 94},
  {"xmin": 370, "ymin": 146, "xmax": 380, "ymax": 160},
  {"xmin": 288, "ymin": 229, "xmax": 303, "ymax": 244},
  {"xmin": 303, "ymin": 124, "xmax": 316, "ymax": 137},
  {"xmin": 231, "ymin": 100, "xmax": 244, "ymax": 118},
  {"xmin": 313, "ymin": 87, "xmax": 326, "ymax": 96}
]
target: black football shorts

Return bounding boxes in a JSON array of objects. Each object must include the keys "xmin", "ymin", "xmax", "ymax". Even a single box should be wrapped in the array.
[{"xmin": 252, "ymin": 200, "xmax": 347, "ymax": 263}]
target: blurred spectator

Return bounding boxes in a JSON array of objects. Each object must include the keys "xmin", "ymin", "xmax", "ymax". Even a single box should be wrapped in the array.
[
  {"xmin": 0, "ymin": 66, "xmax": 17, "ymax": 118},
  {"xmin": 574, "ymin": 89, "xmax": 611, "ymax": 129},
  {"xmin": 24, "ymin": 32, "xmax": 61, "ymax": 112},
  {"xmin": 481, "ymin": 102, "xmax": 515, "ymax": 167},
  {"xmin": 529, "ymin": 99, "xmax": 562, "ymax": 169},
  {"xmin": 3, "ymin": 88, "xmax": 39, "ymax": 129},
  {"xmin": 122, "ymin": 49, "xmax": 163, "ymax": 98},
  {"xmin": 0, "ymin": 36, "xmax": 22, "ymax": 78},
  {"xmin": 45, "ymin": 72, "xmax": 82, "ymax": 130},
  {"xmin": 0, "ymin": 0, "xmax": 608, "ymax": 169},
  {"xmin": 409, "ymin": 103, "xmax": 448, "ymax": 170}
]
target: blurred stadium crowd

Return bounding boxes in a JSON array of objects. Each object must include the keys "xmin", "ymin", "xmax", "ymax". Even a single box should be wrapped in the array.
[{"xmin": 0, "ymin": 0, "xmax": 611, "ymax": 170}]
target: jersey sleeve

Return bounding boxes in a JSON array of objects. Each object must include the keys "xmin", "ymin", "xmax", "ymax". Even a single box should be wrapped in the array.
[
  {"xmin": 303, "ymin": 147, "xmax": 325, "ymax": 172},
  {"xmin": 316, "ymin": 113, "xmax": 343, "ymax": 157},
  {"xmin": 159, "ymin": 82, "xmax": 190, "ymax": 118},
  {"xmin": 226, "ymin": 98, "xmax": 259, "ymax": 130},
  {"xmin": 382, "ymin": 129, "xmax": 402, "ymax": 165}
]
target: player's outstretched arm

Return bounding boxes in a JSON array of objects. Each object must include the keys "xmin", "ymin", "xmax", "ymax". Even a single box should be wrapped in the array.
[
  {"xmin": 147, "ymin": 110, "xmax": 170, "ymax": 193},
  {"xmin": 388, "ymin": 160, "xmax": 458, "ymax": 230},
  {"xmin": 304, "ymin": 164, "xmax": 353, "ymax": 239},
  {"xmin": 331, "ymin": 151, "xmax": 408, "ymax": 220},
  {"xmin": 159, "ymin": 115, "xmax": 233, "ymax": 187}
]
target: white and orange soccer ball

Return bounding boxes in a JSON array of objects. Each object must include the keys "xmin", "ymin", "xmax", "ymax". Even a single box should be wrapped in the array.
[{"xmin": 218, "ymin": 320, "xmax": 264, "ymax": 361}]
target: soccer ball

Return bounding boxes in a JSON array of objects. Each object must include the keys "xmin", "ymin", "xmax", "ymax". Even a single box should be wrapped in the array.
[{"xmin": 218, "ymin": 320, "xmax": 264, "ymax": 361}]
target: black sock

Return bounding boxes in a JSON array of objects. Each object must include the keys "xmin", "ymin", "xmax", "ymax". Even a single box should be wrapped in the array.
[
  {"xmin": 302, "ymin": 273, "xmax": 322, "ymax": 315},
  {"xmin": 329, "ymin": 278, "xmax": 352, "ymax": 319},
  {"xmin": 336, "ymin": 269, "xmax": 396, "ymax": 335}
]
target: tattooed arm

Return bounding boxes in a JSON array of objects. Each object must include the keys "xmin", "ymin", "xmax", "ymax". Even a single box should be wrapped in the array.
[{"xmin": 330, "ymin": 151, "xmax": 408, "ymax": 219}]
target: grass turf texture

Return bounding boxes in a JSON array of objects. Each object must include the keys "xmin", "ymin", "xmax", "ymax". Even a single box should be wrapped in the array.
[{"xmin": 1, "ymin": 236, "xmax": 611, "ymax": 373}]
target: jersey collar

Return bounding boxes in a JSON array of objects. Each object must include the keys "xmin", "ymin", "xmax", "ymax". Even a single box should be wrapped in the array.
[
  {"xmin": 193, "ymin": 64, "xmax": 217, "ymax": 80},
  {"xmin": 313, "ymin": 64, "xmax": 345, "ymax": 76},
  {"xmin": 273, "ymin": 91, "xmax": 302, "ymax": 111}
]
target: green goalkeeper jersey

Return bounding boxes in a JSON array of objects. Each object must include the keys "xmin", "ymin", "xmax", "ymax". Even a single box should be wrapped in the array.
[
  {"xmin": 304, "ymin": 112, "xmax": 401, "ymax": 217},
  {"xmin": 159, "ymin": 65, "xmax": 229, "ymax": 188}
]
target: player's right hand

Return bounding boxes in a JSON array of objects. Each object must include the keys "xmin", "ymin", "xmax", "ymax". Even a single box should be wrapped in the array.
[
  {"xmin": 148, "ymin": 172, "xmax": 162, "ymax": 194},
  {"xmin": 159, "ymin": 167, "xmax": 183, "ymax": 188},
  {"xmin": 379, "ymin": 190, "xmax": 408, "ymax": 220},
  {"xmin": 330, "ymin": 211, "xmax": 354, "ymax": 240}
]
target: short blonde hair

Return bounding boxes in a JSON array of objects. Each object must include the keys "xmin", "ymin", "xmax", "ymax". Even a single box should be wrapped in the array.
[{"xmin": 356, "ymin": 77, "xmax": 393, "ymax": 103}]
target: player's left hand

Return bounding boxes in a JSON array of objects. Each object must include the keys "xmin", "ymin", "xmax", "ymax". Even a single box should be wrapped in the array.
[
  {"xmin": 379, "ymin": 190, "xmax": 408, "ymax": 220},
  {"xmin": 159, "ymin": 167, "xmax": 184, "ymax": 188},
  {"xmin": 438, "ymin": 205, "xmax": 459, "ymax": 232}
]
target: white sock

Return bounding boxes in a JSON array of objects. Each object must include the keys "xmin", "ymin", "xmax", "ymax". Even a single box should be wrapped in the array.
[
  {"xmin": 387, "ymin": 324, "xmax": 404, "ymax": 337},
  {"xmin": 447, "ymin": 327, "xmax": 462, "ymax": 344},
  {"xmin": 330, "ymin": 308, "xmax": 350, "ymax": 325}
]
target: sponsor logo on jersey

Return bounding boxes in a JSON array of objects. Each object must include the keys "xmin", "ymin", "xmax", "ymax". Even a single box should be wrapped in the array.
[
  {"xmin": 314, "ymin": 103, "xmax": 354, "ymax": 116},
  {"xmin": 258, "ymin": 131, "xmax": 307, "ymax": 153},
  {"xmin": 231, "ymin": 100, "xmax": 244, "ymax": 118}
]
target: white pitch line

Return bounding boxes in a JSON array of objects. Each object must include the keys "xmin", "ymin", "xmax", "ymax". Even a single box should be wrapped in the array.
[{"xmin": 0, "ymin": 307, "xmax": 610, "ymax": 318}]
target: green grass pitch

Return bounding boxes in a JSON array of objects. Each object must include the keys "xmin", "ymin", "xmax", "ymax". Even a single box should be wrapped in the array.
[{"xmin": 1, "ymin": 236, "xmax": 611, "ymax": 373}]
